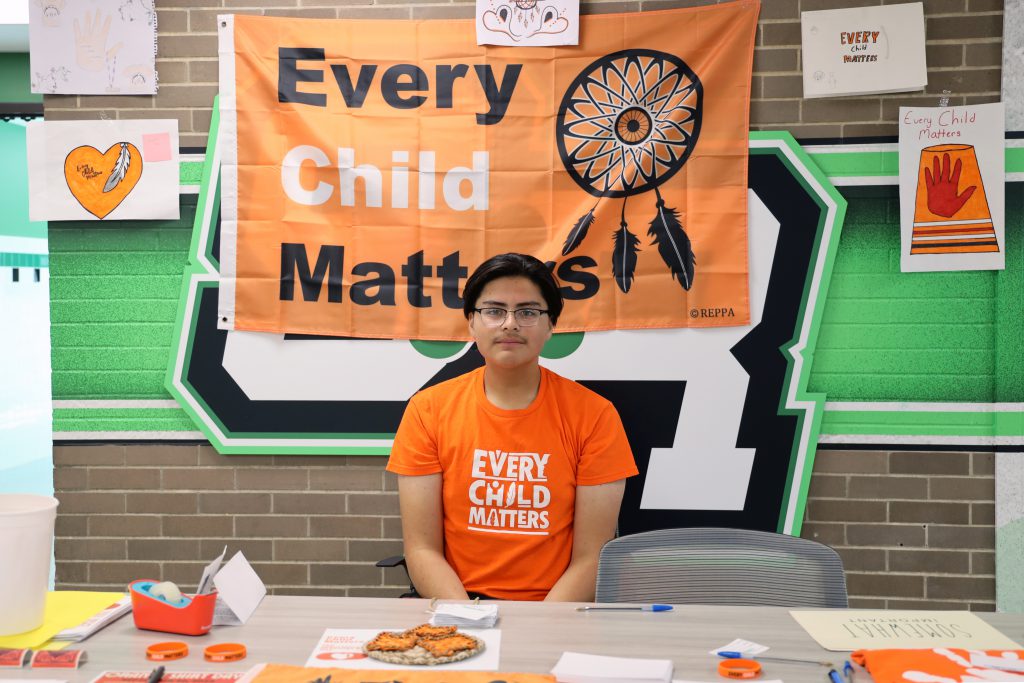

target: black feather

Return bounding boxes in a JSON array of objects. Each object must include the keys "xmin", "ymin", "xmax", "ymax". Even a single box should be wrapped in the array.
[
  {"xmin": 647, "ymin": 198, "xmax": 695, "ymax": 291},
  {"xmin": 562, "ymin": 208, "xmax": 596, "ymax": 255},
  {"xmin": 611, "ymin": 222, "xmax": 640, "ymax": 293}
]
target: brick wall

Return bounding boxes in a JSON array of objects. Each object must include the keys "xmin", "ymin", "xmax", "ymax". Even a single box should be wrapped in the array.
[
  {"xmin": 53, "ymin": 445, "xmax": 997, "ymax": 606},
  {"xmin": 41, "ymin": 0, "xmax": 1004, "ymax": 145}
]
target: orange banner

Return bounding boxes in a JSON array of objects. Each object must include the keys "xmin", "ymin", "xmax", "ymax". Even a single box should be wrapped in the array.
[
  {"xmin": 219, "ymin": 1, "xmax": 758, "ymax": 340},
  {"xmin": 250, "ymin": 664, "xmax": 554, "ymax": 683}
]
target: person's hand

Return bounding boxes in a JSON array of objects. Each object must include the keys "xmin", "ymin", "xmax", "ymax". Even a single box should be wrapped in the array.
[
  {"xmin": 924, "ymin": 152, "xmax": 976, "ymax": 218},
  {"xmin": 74, "ymin": 9, "xmax": 123, "ymax": 72}
]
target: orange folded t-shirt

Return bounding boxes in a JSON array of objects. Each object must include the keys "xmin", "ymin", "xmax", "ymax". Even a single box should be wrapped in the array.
[{"xmin": 852, "ymin": 647, "xmax": 1024, "ymax": 683}]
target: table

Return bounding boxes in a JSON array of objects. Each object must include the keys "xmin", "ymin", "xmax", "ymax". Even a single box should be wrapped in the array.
[{"xmin": 4, "ymin": 597, "xmax": 1023, "ymax": 683}]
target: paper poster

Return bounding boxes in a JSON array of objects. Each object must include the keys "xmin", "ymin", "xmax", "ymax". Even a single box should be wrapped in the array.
[
  {"xmin": 26, "ymin": 119, "xmax": 179, "ymax": 222},
  {"xmin": 305, "ymin": 629, "xmax": 501, "ymax": 671},
  {"xmin": 1003, "ymin": 0, "xmax": 1024, "ymax": 130},
  {"xmin": 29, "ymin": 0, "xmax": 157, "ymax": 95},
  {"xmin": 249, "ymin": 663, "xmax": 553, "ymax": 683},
  {"xmin": 801, "ymin": 2, "xmax": 926, "ymax": 98},
  {"xmin": 898, "ymin": 103, "xmax": 1005, "ymax": 272},
  {"xmin": 218, "ymin": 3, "xmax": 759, "ymax": 340},
  {"xmin": 476, "ymin": 0, "xmax": 578, "ymax": 46},
  {"xmin": 790, "ymin": 610, "xmax": 1023, "ymax": 652}
]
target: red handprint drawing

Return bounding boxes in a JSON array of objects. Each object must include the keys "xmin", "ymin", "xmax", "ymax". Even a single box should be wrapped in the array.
[{"xmin": 924, "ymin": 152, "xmax": 976, "ymax": 218}]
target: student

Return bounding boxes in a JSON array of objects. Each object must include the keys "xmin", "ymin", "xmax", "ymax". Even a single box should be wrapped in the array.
[{"xmin": 387, "ymin": 253, "xmax": 637, "ymax": 601}]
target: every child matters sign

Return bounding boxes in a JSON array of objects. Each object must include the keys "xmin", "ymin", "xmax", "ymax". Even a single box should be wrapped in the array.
[{"xmin": 216, "ymin": 2, "xmax": 759, "ymax": 341}]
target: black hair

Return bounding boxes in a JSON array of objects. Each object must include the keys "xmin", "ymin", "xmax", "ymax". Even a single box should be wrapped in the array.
[{"xmin": 462, "ymin": 253, "xmax": 564, "ymax": 325}]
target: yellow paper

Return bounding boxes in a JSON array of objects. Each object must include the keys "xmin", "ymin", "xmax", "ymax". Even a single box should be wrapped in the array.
[{"xmin": 0, "ymin": 591, "xmax": 126, "ymax": 649}]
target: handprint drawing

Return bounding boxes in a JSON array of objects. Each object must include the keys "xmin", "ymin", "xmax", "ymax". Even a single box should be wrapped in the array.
[
  {"xmin": 74, "ymin": 9, "xmax": 124, "ymax": 73},
  {"xmin": 910, "ymin": 144, "xmax": 999, "ymax": 255}
]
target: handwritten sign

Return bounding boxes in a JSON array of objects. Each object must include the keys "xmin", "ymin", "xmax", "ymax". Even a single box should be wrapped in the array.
[
  {"xmin": 790, "ymin": 610, "xmax": 1023, "ymax": 652},
  {"xmin": 899, "ymin": 102, "xmax": 1005, "ymax": 273}
]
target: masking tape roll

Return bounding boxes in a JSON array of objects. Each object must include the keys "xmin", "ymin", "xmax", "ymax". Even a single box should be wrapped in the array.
[
  {"xmin": 718, "ymin": 658, "xmax": 762, "ymax": 679},
  {"xmin": 204, "ymin": 643, "xmax": 247, "ymax": 662},
  {"xmin": 146, "ymin": 642, "xmax": 189, "ymax": 661}
]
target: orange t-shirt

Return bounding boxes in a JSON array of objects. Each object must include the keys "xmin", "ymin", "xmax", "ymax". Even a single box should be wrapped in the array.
[{"xmin": 387, "ymin": 366, "xmax": 637, "ymax": 601}]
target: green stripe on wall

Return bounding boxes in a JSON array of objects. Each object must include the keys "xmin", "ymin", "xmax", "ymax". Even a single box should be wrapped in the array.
[
  {"xmin": 1, "ymin": 252, "xmax": 48, "ymax": 268},
  {"xmin": 821, "ymin": 410, "xmax": 1024, "ymax": 437},
  {"xmin": 53, "ymin": 407, "xmax": 197, "ymax": 432},
  {"xmin": 807, "ymin": 147, "xmax": 1024, "ymax": 178}
]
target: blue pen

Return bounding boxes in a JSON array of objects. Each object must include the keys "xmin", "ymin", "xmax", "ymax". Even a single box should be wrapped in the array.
[
  {"xmin": 718, "ymin": 651, "xmax": 833, "ymax": 667},
  {"xmin": 844, "ymin": 660, "xmax": 855, "ymax": 682},
  {"xmin": 576, "ymin": 604, "xmax": 674, "ymax": 612},
  {"xmin": 828, "ymin": 668, "xmax": 844, "ymax": 683}
]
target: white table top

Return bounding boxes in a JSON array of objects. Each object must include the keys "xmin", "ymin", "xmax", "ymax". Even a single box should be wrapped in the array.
[{"xmin": 4, "ymin": 597, "xmax": 1023, "ymax": 683}]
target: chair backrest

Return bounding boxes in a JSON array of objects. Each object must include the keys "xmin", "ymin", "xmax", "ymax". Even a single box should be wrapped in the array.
[{"xmin": 595, "ymin": 527, "xmax": 848, "ymax": 607}]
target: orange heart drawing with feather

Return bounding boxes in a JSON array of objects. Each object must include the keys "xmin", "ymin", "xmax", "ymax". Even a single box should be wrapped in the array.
[{"xmin": 64, "ymin": 142, "xmax": 143, "ymax": 219}]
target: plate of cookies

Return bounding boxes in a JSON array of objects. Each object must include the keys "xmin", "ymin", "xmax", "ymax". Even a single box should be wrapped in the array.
[{"xmin": 363, "ymin": 624, "xmax": 485, "ymax": 666}]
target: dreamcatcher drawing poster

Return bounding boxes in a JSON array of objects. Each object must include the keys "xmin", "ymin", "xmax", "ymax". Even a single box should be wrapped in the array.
[
  {"xmin": 29, "ymin": 0, "xmax": 157, "ymax": 95},
  {"xmin": 476, "ymin": 0, "xmax": 579, "ymax": 46},
  {"xmin": 26, "ymin": 119, "xmax": 179, "ymax": 221},
  {"xmin": 218, "ymin": 1, "xmax": 759, "ymax": 341},
  {"xmin": 899, "ymin": 103, "xmax": 1005, "ymax": 272}
]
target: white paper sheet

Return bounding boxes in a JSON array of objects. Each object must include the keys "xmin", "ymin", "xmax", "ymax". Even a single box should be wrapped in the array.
[
  {"xmin": 26, "ymin": 119, "xmax": 179, "ymax": 222},
  {"xmin": 212, "ymin": 551, "xmax": 266, "ymax": 626},
  {"xmin": 476, "ymin": 0, "xmax": 578, "ymax": 46},
  {"xmin": 898, "ymin": 102, "xmax": 1005, "ymax": 272},
  {"xmin": 551, "ymin": 651, "xmax": 673, "ymax": 683},
  {"xmin": 305, "ymin": 628, "xmax": 501, "ymax": 671},
  {"xmin": 30, "ymin": 0, "xmax": 158, "ymax": 95}
]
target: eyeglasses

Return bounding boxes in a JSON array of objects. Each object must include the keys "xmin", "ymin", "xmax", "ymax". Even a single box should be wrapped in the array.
[{"xmin": 473, "ymin": 307, "xmax": 549, "ymax": 327}]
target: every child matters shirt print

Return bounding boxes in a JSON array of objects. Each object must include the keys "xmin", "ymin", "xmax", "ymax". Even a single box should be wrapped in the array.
[{"xmin": 387, "ymin": 367, "xmax": 637, "ymax": 600}]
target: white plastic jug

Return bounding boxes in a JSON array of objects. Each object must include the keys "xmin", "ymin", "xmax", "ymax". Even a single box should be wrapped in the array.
[{"xmin": 0, "ymin": 494, "xmax": 58, "ymax": 635}]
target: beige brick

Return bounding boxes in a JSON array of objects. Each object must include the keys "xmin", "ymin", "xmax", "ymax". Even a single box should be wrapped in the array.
[
  {"xmin": 750, "ymin": 99, "xmax": 799, "ymax": 125},
  {"xmin": 160, "ymin": 562, "xmax": 211, "ymax": 585},
  {"xmin": 785, "ymin": 124, "xmax": 844, "ymax": 140},
  {"xmin": 189, "ymin": 9, "xmax": 256, "ymax": 33},
  {"xmin": 238, "ymin": 468, "xmax": 309, "ymax": 491},
  {"xmin": 925, "ymin": 44, "xmax": 964, "ymax": 68},
  {"xmin": 310, "ymin": 563, "xmax": 383, "ymax": 586},
  {"xmin": 926, "ymin": 68, "xmax": 1001, "ymax": 94},
  {"xmin": 964, "ymin": 94, "xmax": 1001, "ymax": 105},
  {"xmin": 192, "ymin": 108, "xmax": 213, "ymax": 134},
  {"xmin": 847, "ymin": 572, "xmax": 924, "ymax": 598},
  {"xmin": 888, "ymin": 549, "xmax": 969, "ymax": 574},
  {"xmin": 250, "ymin": 562, "xmax": 310, "ymax": 585},
  {"xmin": 56, "ymin": 515, "xmax": 89, "ymax": 537},
  {"xmin": 156, "ymin": 61, "xmax": 189, "ymax": 84},
  {"xmin": 759, "ymin": 0, "xmax": 797, "ymax": 20},
  {"xmin": 890, "ymin": 452, "xmax": 969, "ymax": 475},
  {"xmin": 274, "ymin": 455, "xmax": 354, "ymax": 467},
  {"xmin": 57, "ymin": 491, "xmax": 126, "ymax": 514},
  {"xmin": 927, "ymin": 575, "xmax": 994, "ymax": 601},
  {"xmin": 921, "ymin": 0, "xmax": 967, "ymax": 14},
  {"xmin": 224, "ymin": 0, "xmax": 299, "ymax": 6},
  {"xmin": 54, "ymin": 467, "xmax": 89, "ymax": 490},
  {"xmin": 159, "ymin": 0, "xmax": 223, "ymax": 6},
  {"xmin": 189, "ymin": 60, "xmax": 220, "ymax": 83},
  {"xmin": 882, "ymin": 95, "xmax": 961, "ymax": 120},
  {"xmin": 383, "ymin": 516, "xmax": 403, "ymax": 539},
  {"xmin": 848, "ymin": 475, "xmax": 927, "ymax": 500},
  {"xmin": 90, "ymin": 561, "xmax": 162, "ymax": 584},
  {"xmin": 199, "ymin": 492, "xmax": 272, "ymax": 514},
  {"xmin": 163, "ymin": 515, "xmax": 235, "ymax": 537},
  {"xmin": 927, "ymin": 14, "xmax": 1002, "ymax": 40},
  {"xmin": 972, "ymin": 452, "xmax": 995, "ymax": 475},
  {"xmin": 886, "ymin": 599, "xmax": 964, "ymax": 610},
  {"xmin": 236, "ymin": 515, "xmax": 308, "ymax": 537},
  {"xmin": 835, "ymin": 547, "xmax": 885, "ymax": 572},
  {"xmin": 847, "ymin": 523, "xmax": 926, "ymax": 548},
  {"xmin": 761, "ymin": 75, "xmax": 802, "ymax": 99},
  {"xmin": 812, "ymin": 450, "xmax": 887, "ymax": 474},
  {"xmin": 309, "ymin": 515, "xmax": 382, "ymax": 538},
  {"xmin": 311, "ymin": 469, "xmax": 382, "ymax": 491},
  {"xmin": 46, "ymin": 109, "xmax": 120, "ymax": 121},
  {"xmin": 198, "ymin": 446, "xmax": 269, "ymax": 466},
  {"xmin": 125, "ymin": 444, "xmax": 198, "ymax": 466},
  {"xmin": 639, "ymin": 0, "xmax": 721, "ymax": 9},
  {"xmin": 91, "ymin": 515, "xmax": 162, "ymax": 537},
  {"xmin": 807, "ymin": 499, "xmax": 886, "ymax": 523},
  {"xmin": 56, "ymin": 538, "xmax": 127, "ymax": 561},
  {"xmin": 800, "ymin": 522, "xmax": 845, "ymax": 546},
  {"xmin": 927, "ymin": 524, "xmax": 994, "ymax": 549},
  {"xmin": 753, "ymin": 48, "xmax": 798, "ymax": 73},
  {"xmin": 126, "ymin": 492, "xmax": 199, "ymax": 514},
  {"xmin": 275, "ymin": 539, "xmax": 349, "ymax": 561},
  {"xmin": 154, "ymin": 84, "xmax": 219, "ymax": 109},
  {"xmin": 383, "ymin": 471, "xmax": 398, "ymax": 492},
  {"xmin": 349, "ymin": 539, "xmax": 404, "ymax": 562},
  {"xmin": 971, "ymin": 551, "xmax": 995, "ymax": 575},
  {"xmin": 890, "ymin": 501, "xmax": 969, "ymax": 524},
  {"xmin": 842, "ymin": 123, "xmax": 899, "ymax": 137},
  {"xmin": 200, "ymin": 539, "xmax": 274, "ymax": 561},
  {"xmin": 335, "ymin": 7, "xmax": 411, "ymax": 18},
  {"xmin": 57, "ymin": 562, "xmax": 89, "ymax": 585},
  {"xmin": 128, "ymin": 538, "xmax": 201, "ymax": 561},
  {"xmin": 803, "ymin": 99, "xmax": 880, "ymax": 123},
  {"xmin": 930, "ymin": 476, "xmax": 993, "ymax": 501},
  {"xmin": 163, "ymin": 468, "xmax": 235, "ymax": 490},
  {"xmin": 579, "ymin": 2, "xmax": 641, "ymax": 15},
  {"xmin": 89, "ymin": 468, "xmax": 162, "ymax": 490},
  {"xmin": 848, "ymin": 597, "xmax": 886, "ymax": 609},
  {"xmin": 274, "ymin": 492, "xmax": 345, "ymax": 514},
  {"xmin": 54, "ymin": 445, "xmax": 125, "ymax": 466},
  {"xmin": 159, "ymin": 35, "xmax": 219, "ymax": 59},
  {"xmin": 157, "ymin": 9, "xmax": 189, "ymax": 32},
  {"xmin": 801, "ymin": 0, "xmax": 877, "ymax": 9},
  {"xmin": 348, "ymin": 493, "xmax": 400, "ymax": 515},
  {"xmin": 181, "ymin": 133, "xmax": 211, "ymax": 148},
  {"xmin": 971, "ymin": 502, "xmax": 995, "ymax": 525},
  {"xmin": 807, "ymin": 474, "xmax": 847, "ymax": 498},
  {"xmin": 970, "ymin": 602, "xmax": 996, "ymax": 612},
  {"xmin": 264, "ymin": 4, "xmax": 339, "ymax": 11},
  {"xmin": 968, "ymin": 0, "xmax": 1001, "ymax": 10},
  {"xmin": 761, "ymin": 22, "xmax": 800, "ymax": 46},
  {"xmin": 411, "ymin": 5, "xmax": 476, "ymax": 18}
]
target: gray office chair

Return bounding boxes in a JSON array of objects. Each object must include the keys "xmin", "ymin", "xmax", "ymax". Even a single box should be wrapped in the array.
[{"xmin": 595, "ymin": 527, "xmax": 848, "ymax": 607}]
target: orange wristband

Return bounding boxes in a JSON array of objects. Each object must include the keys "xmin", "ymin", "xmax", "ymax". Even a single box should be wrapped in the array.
[
  {"xmin": 146, "ymin": 642, "xmax": 188, "ymax": 661},
  {"xmin": 204, "ymin": 643, "xmax": 247, "ymax": 662},
  {"xmin": 718, "ymin": 658, "xmax": 762, "ymax": 679}
]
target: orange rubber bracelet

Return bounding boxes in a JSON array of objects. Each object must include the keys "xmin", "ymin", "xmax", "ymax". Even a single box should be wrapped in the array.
[
  {"xmin": 718, "ymin": 658, "xmax": 762, "ymax": 679},
  {"xmin": 146, "ymin": 642, "xmax": 188, "ymax": 661},
  {"xmin": 204, "ymin": 643, "xmax": 247, "ymax": 662}
]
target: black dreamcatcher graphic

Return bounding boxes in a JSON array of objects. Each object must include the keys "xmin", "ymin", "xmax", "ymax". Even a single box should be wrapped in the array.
[{"xmin": 555, "ymin": 49, "xmax": 703, "ymax": 293}]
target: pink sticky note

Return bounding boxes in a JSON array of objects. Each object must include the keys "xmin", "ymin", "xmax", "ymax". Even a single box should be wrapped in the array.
[{"xmin": 142, "ymin": 132, "xmax": 172, "ymax": 162}]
